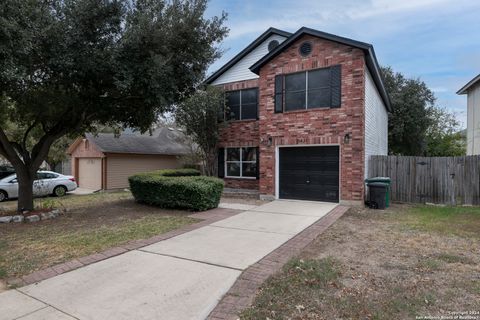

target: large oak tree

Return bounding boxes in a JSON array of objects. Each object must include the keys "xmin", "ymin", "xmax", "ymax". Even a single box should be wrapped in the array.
[{"xmin": 0, "ymin": 0, "xmax": 228, "ymax": 211}]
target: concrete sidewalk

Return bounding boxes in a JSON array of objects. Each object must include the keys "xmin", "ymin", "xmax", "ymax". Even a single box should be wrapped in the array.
[{"xmin": 0, "ymin": 200, "xmax": 338, "ymax": 320}]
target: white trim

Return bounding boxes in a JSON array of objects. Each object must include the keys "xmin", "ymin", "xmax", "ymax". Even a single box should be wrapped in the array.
[{"xmin": 274, "ymin": 143, "xmax": 341, "ymax": 201}]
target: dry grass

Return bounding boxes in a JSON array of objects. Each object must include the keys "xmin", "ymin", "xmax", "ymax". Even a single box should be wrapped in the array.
[
  {"xmin": 0, "ymin": 191, "xmax": 199, "ymax": 284},
  {"xmin": 242, "ymin": 204, "xmax": 480, "ymax": 320},
  {"xmin": 0, "ymin": 191, "xmax": 134, "ymax": 214}
]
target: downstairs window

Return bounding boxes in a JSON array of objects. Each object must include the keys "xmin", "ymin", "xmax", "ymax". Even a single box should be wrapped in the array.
[{"xmin": 225, "ymin": 147, "xmax": 258, "ymax": 178}]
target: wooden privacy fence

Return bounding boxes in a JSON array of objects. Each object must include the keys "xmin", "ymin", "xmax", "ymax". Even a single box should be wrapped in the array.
[{"xmin": 368, "ymin": 155, "xmax": 480, "ymax": 205}]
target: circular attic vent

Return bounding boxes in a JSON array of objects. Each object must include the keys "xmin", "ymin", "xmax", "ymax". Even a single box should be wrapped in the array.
[
  {"xmin": 268, "ymin": 40, "xmax": 280, "ymax": 52},
  {"xmin": 299, "ymin": 41, "xmax": 312, "ymax": 57}
]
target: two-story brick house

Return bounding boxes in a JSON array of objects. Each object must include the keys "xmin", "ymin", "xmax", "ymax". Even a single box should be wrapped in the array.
[{"xmin": 206, "ymin": 27, "xmax": 391, "ymax": 205}]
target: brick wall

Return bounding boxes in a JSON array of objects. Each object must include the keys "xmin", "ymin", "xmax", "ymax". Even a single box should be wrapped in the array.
[
  {"xmin": 257, "ymin": 35, "xmax": 366, "ymax": 202},
  {"xmin": 223, "ymin": 178, "xmax": 259, "ymax": 190},
  {"xmin": 218, "ymin": 79, "xmax": 261, "ymax": 190},
  {"xmin": 216, "ymin": 35, "xmax": 367, "ymax": 201}
]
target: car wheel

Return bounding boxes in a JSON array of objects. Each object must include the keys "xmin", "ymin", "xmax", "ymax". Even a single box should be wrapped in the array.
[
  {"xmin": 0, "ymin": 190, "xmax": 7, "ymax": 202},
  {"xmin": 53, "ymin": 186, "xmax": 67, "ymax": 197}
]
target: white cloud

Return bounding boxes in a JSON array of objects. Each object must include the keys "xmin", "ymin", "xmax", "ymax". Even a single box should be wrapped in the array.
[
  {"xmin": 222, "ymin": 0, "xmax": 479, "ymax": 40},
  {"xmin": 432, "ymin": 87, "xmax": 449, "ymax": 93}
]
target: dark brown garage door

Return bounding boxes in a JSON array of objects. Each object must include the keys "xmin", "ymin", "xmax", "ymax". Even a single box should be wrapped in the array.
[{"xmin": 279, "ymin": 146, "xmax": 339, "ymax": 202}]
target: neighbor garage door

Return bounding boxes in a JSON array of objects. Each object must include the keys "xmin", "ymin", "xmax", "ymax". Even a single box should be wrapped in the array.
[
  {"xmin": 78, "ymin": 158, "xmax": 102, "ymax": 190},
  {"xmin": 106, "ymin": 155, "xmax": 180, "ymax": 189},
  {"xmin": 279, "ymin": 146, "xmax": 339, "ymax": 202}
]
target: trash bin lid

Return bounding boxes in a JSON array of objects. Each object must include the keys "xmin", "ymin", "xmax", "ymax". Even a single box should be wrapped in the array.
[
  {"xmin": 367, "ymin": 182, "xmax": 388, "ymax": 187},
  {"xmin": 365, "ymin": 177, "xmax": 391, "ymax": 183}
]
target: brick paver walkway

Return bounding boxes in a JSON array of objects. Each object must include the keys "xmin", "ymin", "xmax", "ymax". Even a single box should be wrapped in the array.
[{"xmin": 207, "ymin": 205, "xmax": 349, "ymax": 320}]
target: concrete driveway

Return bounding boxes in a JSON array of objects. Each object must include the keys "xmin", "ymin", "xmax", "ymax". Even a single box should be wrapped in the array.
[
  {"xmin": 0, "ymin": 200, "xmax": 337, "ymax": 320},
  {"xmin": 69, "ymin": 187, "xmax": 98, "ymax": 195}
]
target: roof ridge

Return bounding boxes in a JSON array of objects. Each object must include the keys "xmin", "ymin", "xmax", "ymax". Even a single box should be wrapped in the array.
[
  {"xmin": 204, "ymin": 27, "xmax": 292, "ymax": 84},
  {"xmin": 457, "ymin": 73, "xmax": 480, "ymax": 94},
  {"xmin": 249, "ymin": 27, "xmax": 391, "ymax": 111}
]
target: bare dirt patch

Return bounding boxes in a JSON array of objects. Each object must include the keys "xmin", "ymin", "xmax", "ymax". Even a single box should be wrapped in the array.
[{"xmin": 242, "ymin": 204, "xmax": 480, "ymax": 319}]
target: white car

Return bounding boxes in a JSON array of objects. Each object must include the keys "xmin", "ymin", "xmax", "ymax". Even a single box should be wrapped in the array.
[{"xmin": 0, "ymin": 171, "xmax": 78, "ymax": 202}]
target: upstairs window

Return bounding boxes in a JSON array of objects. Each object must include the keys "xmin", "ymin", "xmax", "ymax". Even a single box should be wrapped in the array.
[
  {"xmin": 225, "ymin": 88, "xmax": 258, "ymax": 121},
  {"xmin": 275, "ymin": 65, "xmax": 341, "ymax": 113}
]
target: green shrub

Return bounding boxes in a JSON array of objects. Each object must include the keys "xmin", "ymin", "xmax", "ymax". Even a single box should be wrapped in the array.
[
  {"xmin": 147, "ymin": 168, "xmax": 201, "ymax": 177},
  {"xmin": 128, "ymin": 174, "xmax": 224, "ymax": 211}
]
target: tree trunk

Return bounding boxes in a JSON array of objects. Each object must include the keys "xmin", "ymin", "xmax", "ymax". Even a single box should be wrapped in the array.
[
  {"xmin": 15, "ymin": 166, "xmax": 36, "ymax": 212},
  {"xmin": 204, "ymin": 150, "xmax": 216, "ymax": 176},
  {"xmin": 0, "ymin": 126, "xmax": 65, "ymax": 212}
]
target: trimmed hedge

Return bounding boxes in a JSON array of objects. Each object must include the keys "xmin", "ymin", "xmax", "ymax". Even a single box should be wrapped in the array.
[
  {"xmin": 128, "ymin": 170, "xmax": 223, "ymax": 211},
  {"xmin": 147, "ymin": 168, "xmax": 201, "ymax": 177}
]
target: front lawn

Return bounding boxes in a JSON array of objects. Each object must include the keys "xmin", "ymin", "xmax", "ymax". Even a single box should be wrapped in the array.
[
  {"xmin": 0, "ymin": 191, "xmax": 199, "ymax": 287},
  {"xmin": 241, "ymin": 205, "xmax": 480, "ymax": 319},
  {"xmin": 0, "ymin": 190, "xmax": 134, "ymax": 213}
]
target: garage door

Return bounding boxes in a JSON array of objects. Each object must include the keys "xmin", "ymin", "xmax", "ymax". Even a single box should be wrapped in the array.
[
  {"xmin": 279, "ymin": 146, "xmax": 339, "ymax": 202},
  {"xmin": 78, "ymin": 158, "xmax": 102, "ymax": 190},
  {"xmin": 106, "ymin": 155, "xmax": 180, "ymax": 189}
]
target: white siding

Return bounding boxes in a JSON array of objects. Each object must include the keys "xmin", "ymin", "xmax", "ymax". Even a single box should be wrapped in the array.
[
  {"xmin": 466, "ymin": 83, "xmax": 480, "ymax": 155},
  {"xmin": 211, "ymin": 34, "xmax": 287, "ymax": 85},
  {"xmin": 364, "ymin": 68, "xmax": 388, "ymax": 178}
]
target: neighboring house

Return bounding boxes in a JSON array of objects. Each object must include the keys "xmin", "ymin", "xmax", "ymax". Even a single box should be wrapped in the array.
[
  {"xmin": 457, "ymin": 74, "xmax": 480, "ymax": 155},
  {"xmin": 206, "ymin": 27, "xmax": 391, "ymax": 204},
  {"xmin": 53, "ymin": 157, "xmax": 72, "ymax": 175},
  {"xmin": 67, "ymin": 127, "xmax": 189, "ymax": 190}
]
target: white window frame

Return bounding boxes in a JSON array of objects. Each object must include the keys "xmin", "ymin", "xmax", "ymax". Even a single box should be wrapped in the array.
[{"xmin": 225, "ymin": 147, "xmax": 257, "ymax": 179}]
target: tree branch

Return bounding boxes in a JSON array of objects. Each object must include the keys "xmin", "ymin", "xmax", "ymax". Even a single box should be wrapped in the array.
[
  {"xmin": 30, "ymin": 111, "xmax": 88, "ymax": 171},
  {"xmin": 0, "ymin": 143, "xmax": 7, "ymax": 159},
  {"xmin": 11, "ymin": 142, "xmax": 26, "ymax": 157},
  {"xmin": 0, "ymin": 127, "xmax": 24, "ymax": 167},
  {"xmin": 23, "ymin": 120, "xmax": 38, "ymax": 152}
]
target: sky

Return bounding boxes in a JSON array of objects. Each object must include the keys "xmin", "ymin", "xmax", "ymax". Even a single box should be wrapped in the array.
[{"xmin": 205, "ymin": 0, "xmax": 480, "ymax": 128}]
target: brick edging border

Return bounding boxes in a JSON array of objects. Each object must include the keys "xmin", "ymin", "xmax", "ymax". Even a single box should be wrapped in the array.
[
  {"xmin": 6, "ymin": 208, "xmax": 242, "ymax": 288},
  {"xmin": 207, "ymin": 205, "xmax": 349, "ymax": 320}
]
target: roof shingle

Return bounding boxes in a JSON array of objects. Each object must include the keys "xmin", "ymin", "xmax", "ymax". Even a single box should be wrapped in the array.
[{"xmin": 85, "ymin": 127, "xmax": 190, "ymax": 156}]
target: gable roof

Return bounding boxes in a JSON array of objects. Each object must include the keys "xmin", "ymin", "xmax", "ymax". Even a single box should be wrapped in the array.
[
  {"xmin": 250, "ymin": 27, "xmax": 391, "ymax": 111},
  {"xmin": 204, "ymin": 27, "xmax": 292, "ymax": 84},
  {"xmin": 69, "ymin": 127, "xmax": 190, "ymax": 156},
  {"xmin": 457, "ymin": 74, "xmax": 480, "ymax": 94}
]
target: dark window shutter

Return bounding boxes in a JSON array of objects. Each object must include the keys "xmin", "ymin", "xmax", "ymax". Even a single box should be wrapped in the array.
[
  {"xmin": 255, "ymin": 147, "xmax": 260, "ymax": 180},
  {"xmin": 217, "ymin": 94, "xmax": 225, "ymax": 122},
  {"xmin": 218, "ymin": 148, "xmax": 225, "ymax": 178},
  {"xmin": 256, "ymin": 88, "xmax": 259, "ymax": 120},
  {"xmin": 274, "ymin": 75, "xmax": 284, "ymax": 113},
  {"xmin": 330, "ymin": 65, "xmax": 342, "ymax": 108}
]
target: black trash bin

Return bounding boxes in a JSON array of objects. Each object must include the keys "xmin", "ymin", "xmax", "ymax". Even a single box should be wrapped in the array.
[{"xmin": 367, "ymin": 182, "xmax": 388, "ymax": 209}]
